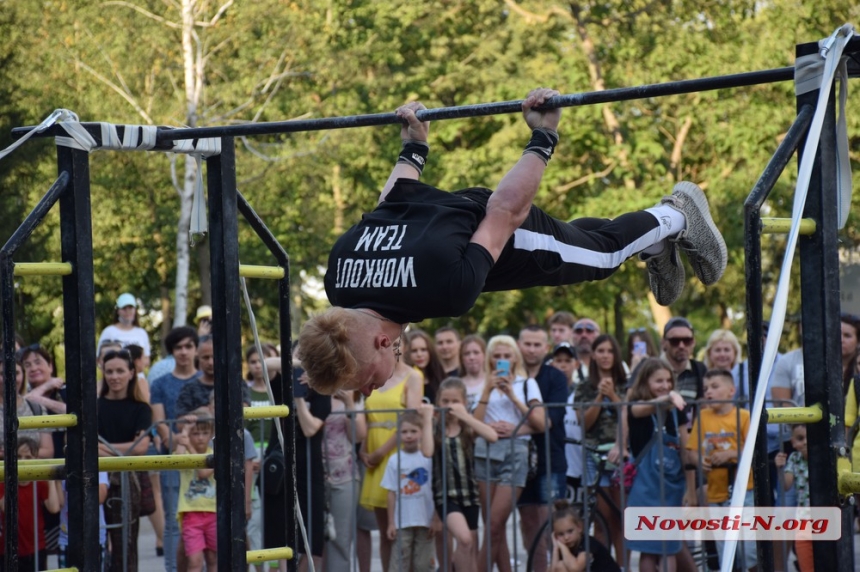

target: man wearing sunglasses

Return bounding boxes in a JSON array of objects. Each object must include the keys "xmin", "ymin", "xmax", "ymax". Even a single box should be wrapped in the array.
[
  {"xmin": 661, "ymin": 317, "xmax": 707, "ymax": 410},
  {"xmin": 570, "ymin": 318, "xmax": 600, "ymax": 385}
]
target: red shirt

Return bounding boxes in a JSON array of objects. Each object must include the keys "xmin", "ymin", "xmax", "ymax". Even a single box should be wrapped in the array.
[{"xmin": 0, "ymin": 481, "xmax": 49, "ymax": 556}]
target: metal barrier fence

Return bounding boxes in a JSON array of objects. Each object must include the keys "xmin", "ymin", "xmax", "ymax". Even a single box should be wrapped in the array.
[
  {"xmin": 299, "ymin": 394, "xmax": 804, "ymax": 572},
  {"xmin": 2, "ymin": 395, "xmax": 809, "ymax": 571},
  {"xmin": 1, "ymin": 407, "xmax": 290, "ymax": 571}
]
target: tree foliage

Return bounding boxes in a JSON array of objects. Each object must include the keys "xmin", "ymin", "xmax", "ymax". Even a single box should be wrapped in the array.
[{"xmin": 1, "ymin": 0, "xmax": 858, "ymax": 357}]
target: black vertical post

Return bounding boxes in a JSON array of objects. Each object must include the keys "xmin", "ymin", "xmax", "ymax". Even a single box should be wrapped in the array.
[
  {"xmin": 795, "ymin": 41, "xmax": 853, "ymax": 570},
  {"xmin": 280, "ymin": 276, "xmax": 297, "ymax": 571},
  {"xmin": 208, "ymin": 139, "xmax": 247, "ymax": 571},
  {"xmin": 0, "ymin": 171, "xmax": 69, "ymax": 570},
  {"xmin": 0, "ymin": 257, "xmax": 18, "ymax": 571},
  {"xmin": 57, "ymin": 145, "xmax": 101, "ymax": 571},
  {"xmin": 743, "ymin": 191, "xmax": 774, "ymax": 572},
  {"xmin": 743, "ymin": 105, "xmax": 813, "ymax": 572},
  {"xmin": 236, "ymin": 193, "xmax": 296, "ymax": 567}
]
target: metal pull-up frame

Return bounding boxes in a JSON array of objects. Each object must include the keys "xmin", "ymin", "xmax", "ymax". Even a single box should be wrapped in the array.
[{"xmin": 4, "ymin": 35, "xmax": 860, "ymax": 571}]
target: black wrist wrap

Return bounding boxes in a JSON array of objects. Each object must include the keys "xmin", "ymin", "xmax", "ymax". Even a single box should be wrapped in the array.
[
  {"xmin": 397, "ymin": 140, "xmax": 429, "ymax": 175},
  {"xmin": 522, "ymin": 128, "xmax": 559, "ymax": 164}
]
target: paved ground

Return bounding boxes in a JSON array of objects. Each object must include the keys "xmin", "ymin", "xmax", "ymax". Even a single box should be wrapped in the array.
[{"xmin": 46, "ymin": 514, "xmax": 860, "ymax": 571}]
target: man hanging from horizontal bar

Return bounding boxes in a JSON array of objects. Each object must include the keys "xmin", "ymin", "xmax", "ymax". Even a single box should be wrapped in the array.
[{"xmin": 299, "ymin": 87, "xmax": 727, "ymax": 396}]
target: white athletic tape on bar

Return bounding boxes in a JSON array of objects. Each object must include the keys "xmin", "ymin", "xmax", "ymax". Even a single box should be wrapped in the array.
[
  {"xmin": 720, "ymin": 24, "xmax": 856, "ymax": 572},
  {"xmin": 98, "ymin": 124, "xmax": 157, "ymax": 151},
  {"xmin": 56, "ymin": 116, "xmax": 220, "ymax": 237}
]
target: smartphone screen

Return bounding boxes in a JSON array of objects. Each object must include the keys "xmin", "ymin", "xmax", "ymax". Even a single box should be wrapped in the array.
[
  {"xmin": 633, "ymin": 341, "xmax": 647, "ymax": 356},
  {"xmin": 292, "ymin": 366, "xmax": 308, "ymax": 398},
  {"xmin": 496, "ymin": 359, "xmax": 510, "ymax": 377}
]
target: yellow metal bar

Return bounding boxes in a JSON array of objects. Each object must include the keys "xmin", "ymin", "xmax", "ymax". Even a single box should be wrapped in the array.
[
  {"xmin": 19, "ymin": 458, "xmax": 65, "ymax": 465},
  {"xmin": 99, "ymin": 453, "xmax": 212, "ymax": 472},
  {"xmin": 13, "ymin": 262, "xmax": 73, "ymax": 276},
  {"xmin": 18, "ymin": 414, "xmax": 77, "ymax": 430},
  {"xmin": 837, "ymin": 456, "xmax": 856, "ymax": 496},
  {"xmin": 1, "ymin": 464, "xmax": 65, "ymax": 481},
  {"xmin": 239, "ymin": 264, "xmax": 285, "ymax": 280},
  {"xmin": 49, "ymin": 568, "xmax": 79, "ymax": 572},
  {"xmin": 0, "ymin": 454, "xmax": 214, "ymax": 481},
  {"xmin": 760, "ymin": 217, "xmax": 816, "ymax": 235},
  {"xmin": 243, "ymin": 405, "xmax": 290, "ymax": 419},
  {"xmin": 246, "ymin": 547, "xmax": 294, "ymax": 563},
  {"xmin": 766, "ymin": 403, "xmax": 822, "ymax": 424}
]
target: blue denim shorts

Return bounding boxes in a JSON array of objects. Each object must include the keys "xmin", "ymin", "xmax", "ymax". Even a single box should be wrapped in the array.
[
  {"xmin": 474, "ymin": 439, "xmax": 530, "ymax": 488},
  {"xmin": 518, "ymin": 471, "xmax": 567, "ymax": 505}
]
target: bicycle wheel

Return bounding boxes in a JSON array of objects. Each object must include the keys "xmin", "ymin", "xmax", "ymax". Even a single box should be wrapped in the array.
[
  {"xmin": 583, "ymin": 509, "xmax": 611, "ymax": 561},
  {"xmin": 525, "ymin": 519, "xmax": 553, "ymax": 572}
]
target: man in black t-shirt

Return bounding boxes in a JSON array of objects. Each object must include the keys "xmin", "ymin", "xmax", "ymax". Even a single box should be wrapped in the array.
[{"xmin": 299, "ymin": 88, "xmax": 727, "ymax": 396}]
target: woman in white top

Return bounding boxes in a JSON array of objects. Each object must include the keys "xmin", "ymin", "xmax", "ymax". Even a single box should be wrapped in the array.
[
  {"xmin": 459, "ymin": 334, "xmax": 487, "ymax": 410},
  {"xmin": 97, "ymin": 293, "xmax": 151, "ymax": 370},
  {"xmin": 473, "ymin": 335, "xmax": 544, "ymax": 572}
]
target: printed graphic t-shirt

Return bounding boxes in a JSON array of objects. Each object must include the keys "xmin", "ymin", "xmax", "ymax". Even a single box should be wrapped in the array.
[
  {"xmin": 178, "ymin": 447, "xmax": 217, "ymax": 514},
  {"xmin": 380, "ymin": 449, "xmax": 434, "ymax": 529},
  {"xmin": 325, "ymin": 180, "xmax": 494, "ymax": 323},
  {"xmin": 686, "ymin": 407, "xmax": 754, "ymax": 503}
]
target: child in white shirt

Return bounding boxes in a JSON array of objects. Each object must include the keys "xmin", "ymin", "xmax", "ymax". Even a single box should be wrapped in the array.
[{"xmin": 381, "ymin": 405, "xmax": 435, "ymax": 572}]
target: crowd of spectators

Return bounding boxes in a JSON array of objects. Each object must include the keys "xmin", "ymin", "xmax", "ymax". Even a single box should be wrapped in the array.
[{"xmin": 1, "ymin": 292, "xmax": 856, "ymax": 572}]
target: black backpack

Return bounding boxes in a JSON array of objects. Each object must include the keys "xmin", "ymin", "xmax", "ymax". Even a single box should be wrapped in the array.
[{"xmin": 259, "ymin": 446, "xmax": 285, "ymax": 495}]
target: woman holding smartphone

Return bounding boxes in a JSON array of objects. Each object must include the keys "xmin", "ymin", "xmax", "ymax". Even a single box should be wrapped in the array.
[
  {"xmin": 473, "ymin": 335, "xmax": 545, "ymax": 572},
  {"xmin": 575, "ymin": 334, "xmax": 628, "ymax": 561},
  {"xmin": 625, "ymin": 328, "xmax": 657, "ymax": 371}
]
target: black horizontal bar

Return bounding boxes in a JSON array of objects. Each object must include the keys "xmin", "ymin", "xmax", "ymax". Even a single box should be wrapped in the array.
[
  {"xmin": 12, "ymin": 67, "xmax": 794, "ymax": 143},
  {"xmin": 0, "ymin": 171, "xmax": 70, "ymax": 257}
]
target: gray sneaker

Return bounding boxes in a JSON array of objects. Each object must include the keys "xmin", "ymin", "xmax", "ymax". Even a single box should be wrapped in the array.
[
  {"xmin": 662, "ymin": 182, "xmax": 727, "ymax": 285},
  {"xmin": 640, "ymin": 241, "xmax": 685, "ymax": 306}
]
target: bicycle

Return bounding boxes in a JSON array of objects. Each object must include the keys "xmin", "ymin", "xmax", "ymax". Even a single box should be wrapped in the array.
[{"xmin": 525, "ymin": 441, "xmax": 617, "ymax": 572}]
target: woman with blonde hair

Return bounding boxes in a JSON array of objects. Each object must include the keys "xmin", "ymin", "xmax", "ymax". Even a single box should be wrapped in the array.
[
  {"xmin": 474, "ymin": 335, "xmax": 545, "ymax": 572},
  {"xmin": 702, "ymin": 329, "xmax": 742, "ymax": 371}
]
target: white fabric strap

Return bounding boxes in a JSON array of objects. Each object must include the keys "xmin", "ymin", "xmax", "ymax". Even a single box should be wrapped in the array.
[
  {"xmin": 795, "ymin": 23, "xmax": 855, "ymax": 228},
  {"xmin": 0, "ymin": 109, "xmax": 80, "ymax": 162},
  {"xmin": 172, "ymin": 138, "xmax": 222, "ymax": 238},
  {"xmin": 720, "ymin": 24, "xmax": 856, "ymax": 571},
  {"xmin": 189, "ymin": 154, "xmax": 208, "ymax": 238}
]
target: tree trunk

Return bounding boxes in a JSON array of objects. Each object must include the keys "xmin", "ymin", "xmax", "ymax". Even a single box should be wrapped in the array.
[
  {"xmin": 173, "ymin": 155, "xmax": 196, "ymax": 327},
  {"xmin": 172, "ymin": 0, "xmax": 201, "ymax": 327},
  {"xmin": 647, "ymin": 292, "xmax": 673, "ymax": 334},
  {"xmin": 569, "ymin": 3, "xmax": 636, "ymax": 190},
  {"xmin": 332, "ymin": 164, "xmax": 344, "ymax": 235},
  {"xmin": 613, "ymin": 292, "xmax": 625, "ymax": 342},
  {"xmin": 159, "ymin": 286, "xmax": 172, "ymax": 355}
]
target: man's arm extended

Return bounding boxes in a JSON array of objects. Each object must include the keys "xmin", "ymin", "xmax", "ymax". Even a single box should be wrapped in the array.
[
  {"xmin": 470, "ymin": 87, "xmax": 561, "ymax": 261},
  {"xmin": 378, "ymin": 101, "xmax": 430, "ymax": 204}
]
